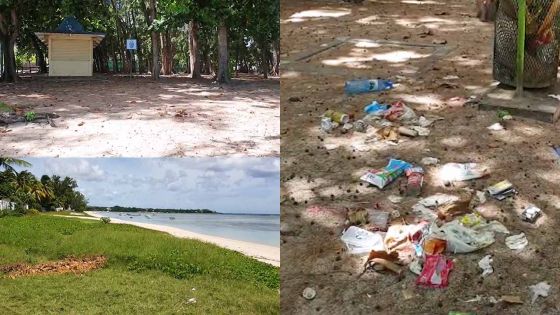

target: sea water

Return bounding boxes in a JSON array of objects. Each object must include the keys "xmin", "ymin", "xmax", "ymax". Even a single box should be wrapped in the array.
[{"xmin": 90, "ymin": 212, "xmax": 279, "ymax": 247}]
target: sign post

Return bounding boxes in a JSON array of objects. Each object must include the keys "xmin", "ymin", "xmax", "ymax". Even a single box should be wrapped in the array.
[{"xmin": 126, "ymin": 39, "xmax": 137, "ymax": 78}]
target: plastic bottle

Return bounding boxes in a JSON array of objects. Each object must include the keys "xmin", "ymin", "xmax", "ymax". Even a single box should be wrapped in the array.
[{"xmin": 344, "ymin": 79, "xmax": 393, "ymax": 95}]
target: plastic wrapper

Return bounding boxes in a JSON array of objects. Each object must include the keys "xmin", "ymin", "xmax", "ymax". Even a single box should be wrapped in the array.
[
  {"xmin": 416, "ymin": 254, "xmax": 454, "ymax": 288},
  {"xmin": 360, "ymin": 159, "xmax": 412, "ymax": 189}
]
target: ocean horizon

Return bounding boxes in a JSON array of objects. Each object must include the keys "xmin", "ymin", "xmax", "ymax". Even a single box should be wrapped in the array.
[{"xmin": 90, "ymin": 211, "xmax": 280, "ymax": 247}]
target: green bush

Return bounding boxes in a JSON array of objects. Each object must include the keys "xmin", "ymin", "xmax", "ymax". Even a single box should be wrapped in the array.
[
  {"xmin": 24, "ymin": 111, "xmax": 36, "ymax": 122},
  {"xmin": 100, "ymin": 217, "xmax": 111, "ymax": 224}
]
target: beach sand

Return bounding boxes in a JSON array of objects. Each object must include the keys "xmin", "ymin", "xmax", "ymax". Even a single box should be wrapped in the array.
[{"xmin": 84, "ymin": 212, "xmax": 279, "ymax": 267}]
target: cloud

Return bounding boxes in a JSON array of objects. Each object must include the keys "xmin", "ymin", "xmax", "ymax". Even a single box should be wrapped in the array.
[
  {"xmin": 43, "ymin": 159, "xmax": 105, "ymax": 182},
  {"xmin": 20, "ymin": 157, "xmax": 280, "ymax": 214}
]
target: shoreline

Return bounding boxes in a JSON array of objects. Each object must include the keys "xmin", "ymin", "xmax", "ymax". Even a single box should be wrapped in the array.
[{"xmin": 84, "ymin": 211, "xmax": 280, "ymax": 267}]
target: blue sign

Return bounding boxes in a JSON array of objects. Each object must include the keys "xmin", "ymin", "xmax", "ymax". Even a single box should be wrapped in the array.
[{"xmin": 126, "ymin": 39, "xmax": 137, "ymax": 50}]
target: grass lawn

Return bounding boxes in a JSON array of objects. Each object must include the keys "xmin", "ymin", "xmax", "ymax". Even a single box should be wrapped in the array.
[{"xmin": 0, "ymin": 214, "xmax": 279, "ymax": 314}]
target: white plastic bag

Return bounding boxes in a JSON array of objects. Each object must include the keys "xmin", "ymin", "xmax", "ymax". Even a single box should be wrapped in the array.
[
  {"xmin": 341, "ymin": 226, "xmax": 385, "ymax": 255},
  {"xmin": 431, "ymin": 220, "xmax": 495, "ymax": 253}
]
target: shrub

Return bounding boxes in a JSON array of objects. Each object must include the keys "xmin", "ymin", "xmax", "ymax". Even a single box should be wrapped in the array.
[
  {"xmin": 100, "ymin": 217, "xmax": 111, "ymax": 224},
  {"xmin": 25, "ymin": 111, "xmax": 36, "ymax": 122}
]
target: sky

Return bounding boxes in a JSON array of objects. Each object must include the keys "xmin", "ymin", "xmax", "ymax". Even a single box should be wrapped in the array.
[{"xmin": 15, "ymin": 158, "xmax": 280, "ymax": 214}]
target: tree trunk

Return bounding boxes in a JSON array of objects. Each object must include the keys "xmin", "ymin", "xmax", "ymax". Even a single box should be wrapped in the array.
[
  {"xmin": 161, "ymin": 30, "xmax": 172, "ymax": 75},
  {"xmin": 272, "ymin": 40, "xmax": 280, "ymax": 76},
  {"xmin": 0, "ymin": 8, "xmax": 19, "ymax": 82},
  {"xmin": 131, "ymin": 8, "xmax": 145, "ymax": 73},
  {"xmin": 261, "ymin": 43, "xmax": 269, "ymax": 79},
  {"xmin": 1, "ymin": 36, "xmax": 17, "ymax": 82},
  {"xmin": 188, "ymin": 20, "xmax": 201, "ymax": 79},
  {"xmin": 149, "ymin": 0, "xmax": 160, "ymax": 80},
  {"xmin": 30, "ymin": 33, "xmax": 47, "ymax": 73},
  {"xmin": 216, "ymin": 22, "xmax": 229, "ymax": 83}
]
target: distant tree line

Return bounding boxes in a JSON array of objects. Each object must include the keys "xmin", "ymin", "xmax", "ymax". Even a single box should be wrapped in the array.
[
  {"xmin": 0, "ymin": 0, "xmax": 279, "ymax": 82},
  {"xmin": 88, "ymin": 205, "xmax": 217, "ymax": 214},
  {"xmin": 0, "ymin": 158, "xmax": 87, "ymax": 213}
]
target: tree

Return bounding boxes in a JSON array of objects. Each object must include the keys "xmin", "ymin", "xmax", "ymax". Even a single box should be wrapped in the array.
[
  {"xmin": 148, "ymin": 0, "xmax": 160, "ymax": 80},
  {"xmin": 0, "ymin": 157, "xmax": 31, "ymax": 173},
  {"xmin": 0, "ymin": 4, "xmax": 20, "ymax": 82}
]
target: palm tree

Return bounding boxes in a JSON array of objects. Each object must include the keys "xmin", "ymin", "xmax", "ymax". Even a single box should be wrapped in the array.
[{"xmin": 0, "ymin": 158, "xmax": 31, "ymax": 174}]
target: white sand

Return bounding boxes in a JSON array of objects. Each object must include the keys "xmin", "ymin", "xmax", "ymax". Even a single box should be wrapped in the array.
[{"xmin": 84, "ymin": 212, "xmax": 279, "ymax": 267}]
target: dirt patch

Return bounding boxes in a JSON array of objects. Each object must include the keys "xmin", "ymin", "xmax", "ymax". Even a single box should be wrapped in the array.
[
  {"xmin": 0, "ymin": 256, "xmax": 107, "ymax": 278},
  {"xmin": 281, "ymin": 0, "xmax": 560, "ymax": 314},
  {"xmin": 0, "ymin": 74, "xmax": 279, "ymax": 157}
]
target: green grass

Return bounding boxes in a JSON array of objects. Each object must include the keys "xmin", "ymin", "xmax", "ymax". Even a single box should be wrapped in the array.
[
  {"xmin": 0, "ymin": 215, "xmax": 279, "ymax": 314},
  {"xmin": 0, "ymin": 101, "xmax": 12, "ymax": 113}
]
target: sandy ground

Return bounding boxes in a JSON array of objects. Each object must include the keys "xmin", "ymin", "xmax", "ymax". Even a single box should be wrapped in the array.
[
  {"xmin": 0, "ymin": 74, "xmax": 279, "ymax": 157},
  {"xmin": 281, "ymin": 0, "xmax": 560, "ymax": 314},
  {"xmin": 84, "ymin": 212, "xmax": 280, "ymax": 267}
]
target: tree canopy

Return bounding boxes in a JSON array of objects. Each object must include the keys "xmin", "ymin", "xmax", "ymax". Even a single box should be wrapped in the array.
[
  {"xmin": 0, "ymin": 159, "xmax": 87, "ymax": 213},
  {"xmin": 0, "ymin": 0, "xmax": 280, "ymax": 82}
]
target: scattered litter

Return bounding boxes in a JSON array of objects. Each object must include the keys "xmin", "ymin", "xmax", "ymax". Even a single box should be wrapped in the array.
[
  {"xmin": 404, "ymin": 167, "xmax": 424, "ymax": 197},
  {"xmin": 341, "ymin": 226, "xmax": 385, "ymax": 255},
  {"xmin": 365, "ymin": 251, "xmax": 402, "ymax": 275},
  {"xmin": 437, "ymin": 192, "xmax": 472, "ymax": 221},
  {"xmin": 388, "ymin": 195, "xmax": 403, "ymax": 203},
  {"xmin": 384, "ymin": 101, "xmax": 417, "ymax": 122},
  {"xmin": 346, "ymin": 208, "xmax": 368, "ymax": 226},
  {"xmin": 521, "ymin": 205, "xmax": 542, "ymax": 223},
  {"xmin": 398, "ymin": 126, "xmax": 418, "ymax": 137},
  {"xmin": 421, "ymin": 157, "xmax": 439, "ymax": 165},
  {"xmin": 505, "ymin": 233, "xmax": 528, "ymax": 250},
  {"xmin": 423, "ymin": 238, "xmax": 447, "ymax": 255},
  {"xmin": 501, "ymin": 295, "xmax": 524, "ymax": 304},
  {"xmin": 443, "ymin": 75, "xmax": 460, "ymax": 80},
  {"xmin": 409, "ymin": 126, "xmax": 430, "ymax": 136},
  {"xmin": 354, "ymin": 120, "xmax": 368, "ymax": 132},
  {"xmin": 376, "ymin": 126, "xmax": 399, "ymax": 142},
  {"xmin": 409, "ymin": 259, "xmax": 423, "ymax": 275},
  {"xmin": 321, "ymin": 117, "xmax": 337, "ymax": 133},
  {"xmin": 432, "ymin": 220, "xmax": 495, "ymax": 253},
  {"xmin": 459, "ymin": 213, "xmax": 484, "ymax": 227},
  {"xmin": 187, "ymin": 298, "xmax": 197, "ymax": 304},
  {"xmin": 360, "ymin": 159, "xmax": 412, "ymax": 189},
  {"xmin": 487, "ymin": 180, "xmax": 517, "ymax": 200},
  {"xmin": 364, "ymin": 101, "xmax": 389, "ymax": 115},
  {"xmin": 416, "ymin": 255, "xmax": 453, "ymax": 288},
  {"xmin": 478, "ymin": 255, "xmax": 493, "ymax": 277},
  {"xmin": 323, "ymin": 110, "xmax": 349, "ymax": 124},
  {"xmin": 412, "ymin": 203, "xmax": 438, "ymax": 221},
  {"xmin": 439, "ymin": 163, "xmax": 488, "ymax": 183},
  {"xmin": 548, "ymin": 94, "xmax": 560, "ymax": 101},
  {"xmin": 420, "ymin": 194, "xmax": 459, "ymax": 207},
  {"xmin": 487, "ymin": 122, "xmax": 504, "ymax": 131},
  {"xmin": 390, "ymin": 210, "xmax": 401, "ymax": 218},
  {"xmin": 432, "ymin": 39, "xmax": 448, "ymax": 44},
  {"xmin": 369, "ymin": 210, "xmax": 390, "ymax": 231},
  {"xmin": 529, "ymin": 281, "xmax": 550, "ymax": 303},
  {"xmin": 302, "ymin": 287, "xmax": 316, "ymax": 300},
  {"xmin": 473, "ymin": 190, "xmax": 487, "ymax": 206},
  {"xmin": 463, "ymin": 295, "xmax": 482, "ymax": 303},
  {"xmin": 345, "ymin": 79, "xmax": 393, "ymax": 95},
  {"xmin": 191, "ymin": 288, "xmax": 196, "ymax": 291},
  {"xmin": 341, "ymin": 122, "xmax": 353, "ymax": 134},
  {"xmin": 472, "ymin": 220, "xmax": 510, "ymax": 234}
]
